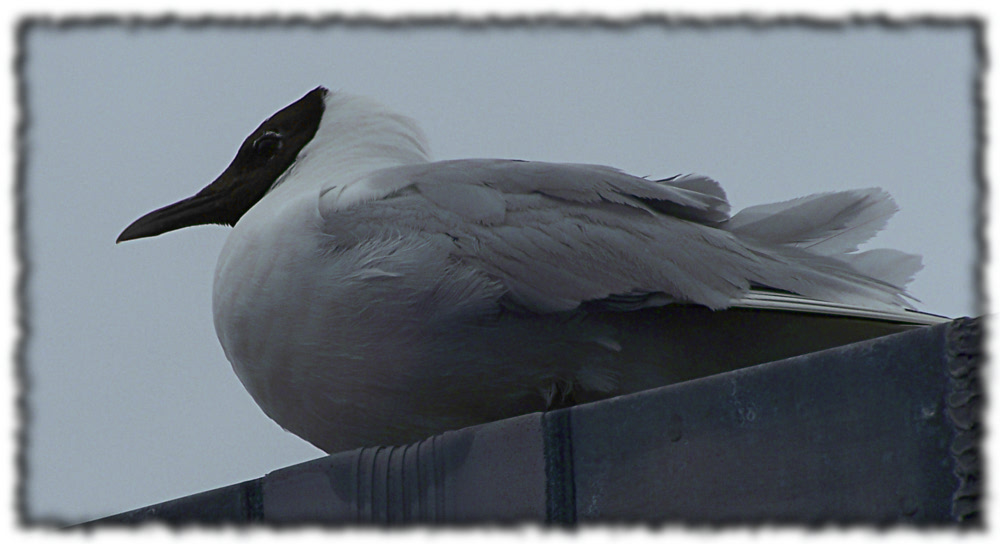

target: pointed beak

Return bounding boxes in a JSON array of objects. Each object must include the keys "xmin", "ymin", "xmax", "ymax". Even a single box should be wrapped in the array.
[
  {"xmin": 116, "ymin": 188, "xmax": 228, "ymax": 243},
  {"xmin": 116, "ymin": 164, "xmax": 250, "ymax": 243},
  {"xmin": 116, "ymin": 157, "xmax": 273, "ymax": 244}
]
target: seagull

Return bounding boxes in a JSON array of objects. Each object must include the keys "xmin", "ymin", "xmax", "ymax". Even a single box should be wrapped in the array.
[{"xmin": 118, "ymin": 87, "xmax": 944, "ymax": 454}]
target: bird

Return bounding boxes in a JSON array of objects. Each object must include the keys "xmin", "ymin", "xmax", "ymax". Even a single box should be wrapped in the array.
[{"xmin": 118, "ymin": 86, "xmax": 945, "ymax": 454}]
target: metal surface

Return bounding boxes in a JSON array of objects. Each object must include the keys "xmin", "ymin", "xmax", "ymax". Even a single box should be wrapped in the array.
[{"xmin": 568, "ymin": 317, "xmax": 979, "ymax": 524}]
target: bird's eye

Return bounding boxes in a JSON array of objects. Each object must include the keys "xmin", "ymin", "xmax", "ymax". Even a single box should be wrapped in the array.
[{"xmin": 252, "ymin": 132, "xmax": 283, "ymax": 159}]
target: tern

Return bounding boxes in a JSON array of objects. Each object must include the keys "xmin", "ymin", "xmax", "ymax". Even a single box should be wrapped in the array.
[{"xmin": 118, "ymin": 87, "xmax": 943, "ymax": 453}]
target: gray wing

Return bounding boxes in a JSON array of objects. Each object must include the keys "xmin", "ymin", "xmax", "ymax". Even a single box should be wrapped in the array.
[
  {"xmin": 375, "ymin": 159, "xmax": 732, "ymax": 225},
  {"xmin": 321, "ymin": 159, "xmax": 917, "ymax": 314}
]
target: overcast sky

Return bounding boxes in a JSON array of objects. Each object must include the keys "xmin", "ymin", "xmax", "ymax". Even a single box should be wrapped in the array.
[{"xmin": 20, "ymin": 20, "xmax": 978, "ymax": 523}]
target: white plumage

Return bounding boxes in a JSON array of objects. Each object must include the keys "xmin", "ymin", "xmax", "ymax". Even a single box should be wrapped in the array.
[{"xmin": 119, "ymin": 87, "xmax": 940, "ymax": 453}]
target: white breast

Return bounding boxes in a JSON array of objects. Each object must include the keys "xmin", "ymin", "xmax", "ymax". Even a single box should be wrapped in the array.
[{"xmin": 210, "ymin": 181, "xmax": 525, "ymax": 452}]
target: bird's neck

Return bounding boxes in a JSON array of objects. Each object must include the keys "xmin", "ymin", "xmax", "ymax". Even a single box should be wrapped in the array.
[{"xmin": 293, "ymin": 93, "xmax": 430, "ymax": 184}]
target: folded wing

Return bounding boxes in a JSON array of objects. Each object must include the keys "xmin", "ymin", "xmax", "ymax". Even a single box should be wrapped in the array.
[{"xmin": 320, "ymin": 159, "xmax": 920, "ymax": 314}]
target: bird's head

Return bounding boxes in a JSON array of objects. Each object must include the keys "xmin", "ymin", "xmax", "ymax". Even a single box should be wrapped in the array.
[{"xmin": 116, "ymin": 87, "xmax": 327, "ymax": 243}]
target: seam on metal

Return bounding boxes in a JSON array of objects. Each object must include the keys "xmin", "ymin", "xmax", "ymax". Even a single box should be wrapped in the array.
[
  {"xmin": 242, "ymin": 478, "xmax": 265, "ymax": 522},
  {"xmin": 543, "ymin": 408, "xmax": 576, "ymax": 525}
]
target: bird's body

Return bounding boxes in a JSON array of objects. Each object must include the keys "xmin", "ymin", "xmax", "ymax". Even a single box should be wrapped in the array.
[{"xmin": 119, "ymin": 87, "xmax": 943, "ymax": 453}]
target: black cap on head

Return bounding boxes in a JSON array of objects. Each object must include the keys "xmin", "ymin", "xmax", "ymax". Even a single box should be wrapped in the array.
[{"xmin": 117, "ymin": 87, "xmax": 327, "ymax": 243}]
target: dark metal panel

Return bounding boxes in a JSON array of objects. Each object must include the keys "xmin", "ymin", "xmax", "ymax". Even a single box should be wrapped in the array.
[
  {"xmin": 83, "ymin": 478, "xmax": 263, "ymax": 525},
  {"xmin": 568, "ymin": 319, "xmax": 974, "ymax": 524},
  {"xmin": 444, "ymin": 412, "xmax": 547, "ymax": 522},
  {"xmin": 260, "ymin": 411, "xmax": 547, "ymax": 524}
]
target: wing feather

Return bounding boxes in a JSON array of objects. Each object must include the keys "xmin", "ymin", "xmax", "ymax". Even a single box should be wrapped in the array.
[{"xmin": 320, "ymin": 159, "xmax": 917, "ymax": 314}]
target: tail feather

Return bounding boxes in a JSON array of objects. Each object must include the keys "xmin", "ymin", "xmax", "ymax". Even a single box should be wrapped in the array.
[
  {"xmin": 721, "ymin": 188, "xmax": 921, "ymax": 309},
  {"xmin": 741, "ymin": 244, "xmax": 918, "ymax": 311},
  {"xmin": 842, "ymin": 249, "xmax": 923, "ymax": 290},
  {"xmin": 726, "ymin": 188, "xmax": 898, "ymax": 256}
]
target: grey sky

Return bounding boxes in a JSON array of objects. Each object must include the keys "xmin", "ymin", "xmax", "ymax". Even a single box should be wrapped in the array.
[{"xmin": 21, "ymin": 21, "xmax": 978, "ymax": 522}]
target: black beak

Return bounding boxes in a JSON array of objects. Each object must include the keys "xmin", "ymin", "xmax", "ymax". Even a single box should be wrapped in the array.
[{"xmin": 116, "ymin": 188, "xmax": 230, "ymax": 243}]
